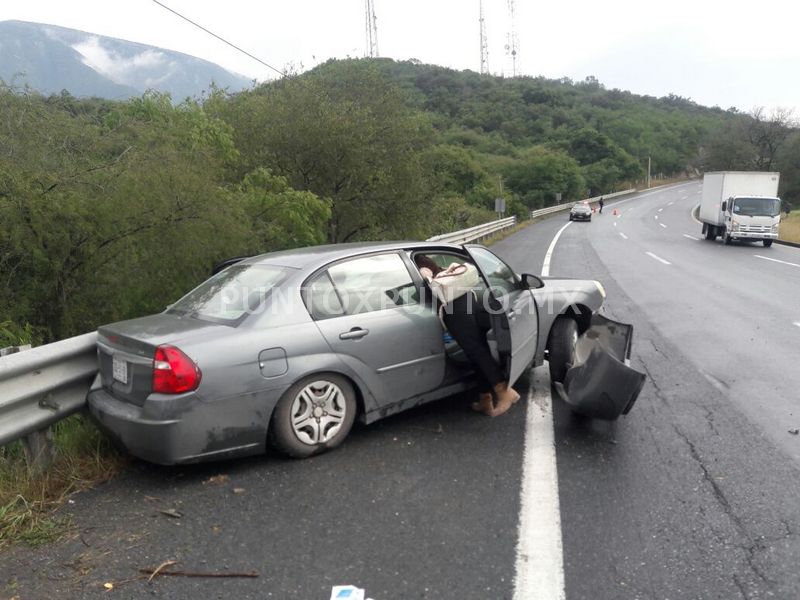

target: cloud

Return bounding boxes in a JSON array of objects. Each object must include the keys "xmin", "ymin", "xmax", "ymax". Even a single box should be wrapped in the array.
[{"xmin": 71, "ymin": 36, "xmax": 169, "ymax": 85}]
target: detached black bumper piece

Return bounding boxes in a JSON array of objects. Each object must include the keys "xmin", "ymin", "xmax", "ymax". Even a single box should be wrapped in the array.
[{"xmin": 553, "ymin": 314, "xmax": 646, "ymax": 420}]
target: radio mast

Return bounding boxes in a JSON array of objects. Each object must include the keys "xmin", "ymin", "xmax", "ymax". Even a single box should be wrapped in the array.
[
  {"xmin": 479, "ymin": 0, "xmax": 489, "ymax": 74},
  {"xmin": 505, "ymin": 0, "xmax": 519, "ymax": 76},
  {"xmin": 365, "ymin": 0, "xmax": 379, "ymax": 58}
]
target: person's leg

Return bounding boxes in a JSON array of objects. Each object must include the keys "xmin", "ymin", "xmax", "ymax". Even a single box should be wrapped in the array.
[{"xmin": 442, "ymin": 294, "xmax": 505, "ymax": 392}]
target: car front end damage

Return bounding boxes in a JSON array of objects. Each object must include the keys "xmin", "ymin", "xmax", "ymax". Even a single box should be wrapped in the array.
[{"xmin": 553, "ymin": 314, "xmax": 645, "ymax": 419}]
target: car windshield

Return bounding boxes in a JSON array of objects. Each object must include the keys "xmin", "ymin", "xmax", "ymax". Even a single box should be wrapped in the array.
[
  {"xmin": 167, "ymin": 264, "xmax": 288, "ymax": 323},
  {"xmin": 732, "ymin": 197, "xmax": 781, "ymax": 217}
]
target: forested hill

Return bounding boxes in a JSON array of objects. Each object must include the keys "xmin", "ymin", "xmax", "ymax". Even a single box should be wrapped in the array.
[
  {"xmin": 1, "ymin": 57, "xmax": 797, "ymax": 344},
  {"xmin": 363, "ymin": 58, "xmax": 731, "ymax": 177}
]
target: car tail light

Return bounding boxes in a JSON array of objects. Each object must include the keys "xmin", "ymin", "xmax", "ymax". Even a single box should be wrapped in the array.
[{"xmin": 152, "ymin": 345, "xmax": 202, "ymax": 394}]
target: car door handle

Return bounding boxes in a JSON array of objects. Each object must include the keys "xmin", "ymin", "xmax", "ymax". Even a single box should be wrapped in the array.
[
  {"xmin": 339, "ymin": 328, "xmax": 369, "ymax": 340},
  {"xmin": 507, "ymin": 310, "xmax": 516, "ymax": 319}
]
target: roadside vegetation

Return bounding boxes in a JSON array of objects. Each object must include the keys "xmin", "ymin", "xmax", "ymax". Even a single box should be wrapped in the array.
[
  {"xmin": 0, "ymin": 416, "xmax": 125, "ymax": 548},
  {"xmin": 1, "ymin": 59, "xmax": 798, "ymax": 546},
  {"xmin": 779, "ymin": 212, "xmax": 800, "ymax": 244}
]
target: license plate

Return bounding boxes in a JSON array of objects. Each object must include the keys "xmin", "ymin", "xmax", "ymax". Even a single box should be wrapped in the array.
[{"xmin": 112, "ymin": 355, "xmax": 128, "ymax": 384}]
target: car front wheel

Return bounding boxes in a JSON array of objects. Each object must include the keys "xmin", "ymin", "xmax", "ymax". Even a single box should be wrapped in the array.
[
  {"xmin": 270, "ymin": 374, "xmax": 357, "ymax": 458},
  {"xmin": 763, "ymin": 239, "xmax": 773, "ymax": 247},
  {"xmin": 547, "ymin": 317, "xmax": 579, "ymax": 383}
]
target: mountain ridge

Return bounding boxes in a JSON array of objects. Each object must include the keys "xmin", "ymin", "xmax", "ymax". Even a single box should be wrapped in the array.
[{"xmin": 0, "ymin": 20, "xmax": 252, "ymax": 100}]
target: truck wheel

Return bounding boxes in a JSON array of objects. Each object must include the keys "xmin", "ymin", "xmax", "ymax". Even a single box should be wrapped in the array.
[
  {"xmin": 724, "ymin": 234, "xmax": 732, "ymax": 245},
  {"xmin": 704, "ymin": 227, "xmax": 716, "ymax": 240},
  {"xmin": 763, "ymin": 239, "xmax": 773, "ymax": 247},
  {"xmin": 270, "ymin": 374, "xmax": 357, "ymax": 458},
  {"xmin": 547, "ymin": 318, "xmax": 579, "ymax": 384}
]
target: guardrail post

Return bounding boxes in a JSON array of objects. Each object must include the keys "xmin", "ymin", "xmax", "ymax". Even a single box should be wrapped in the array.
[
  {"xmin": 22, "ymin": 428, "xmax": 54, "ymax": 472},
  {"xmin": 0, "ymin": 343, "xmax": 55, "ymax": 472}
]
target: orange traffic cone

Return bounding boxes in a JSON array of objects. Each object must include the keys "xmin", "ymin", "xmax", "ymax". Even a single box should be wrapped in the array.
[{"xmin": 613, "ymin": 208, "xmax": 619, "ymax": 216}]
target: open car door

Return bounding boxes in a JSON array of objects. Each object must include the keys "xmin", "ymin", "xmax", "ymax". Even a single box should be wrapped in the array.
[{"xmin": 464, "ymin": 245, "xmax": 538, "ymax": 385}]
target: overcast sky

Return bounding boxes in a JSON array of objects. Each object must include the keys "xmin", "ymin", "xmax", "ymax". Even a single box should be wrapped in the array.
[{"xmin": 2, "ymin": 0, "xmax": 799, "ymax": 115}]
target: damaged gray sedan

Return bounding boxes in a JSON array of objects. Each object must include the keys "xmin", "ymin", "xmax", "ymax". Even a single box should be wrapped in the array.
[{"xmin": 87, "ymin": 241, "xmax": 645, "ymax": 465}]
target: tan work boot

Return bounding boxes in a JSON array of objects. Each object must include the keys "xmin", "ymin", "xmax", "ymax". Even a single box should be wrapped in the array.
[{"xmin": 491, "ymin": 382, "xmax": 520, "ymax": 417}]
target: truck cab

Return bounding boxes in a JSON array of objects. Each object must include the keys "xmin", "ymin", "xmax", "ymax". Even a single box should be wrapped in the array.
[{"xmin": 720, "ymin": 195, "xmax": 781, "ymax": 246}]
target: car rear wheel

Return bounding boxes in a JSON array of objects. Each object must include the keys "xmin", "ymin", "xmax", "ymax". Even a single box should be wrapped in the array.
[
  {"xmin": 704, "ymin": 227, "xmax": 716, "ymax": 240},
  {"xmin": 547, "ymin": 317, "xmax": 579, "ymax": 383},
  {"xmin": 270, "ymin": 374, "xmax": 357, "ymax": 458}
]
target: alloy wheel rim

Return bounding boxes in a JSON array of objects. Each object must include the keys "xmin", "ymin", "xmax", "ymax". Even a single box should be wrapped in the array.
[{"xmin": 290, "ymin": 380, "xmax": 347, "ymax": 445}]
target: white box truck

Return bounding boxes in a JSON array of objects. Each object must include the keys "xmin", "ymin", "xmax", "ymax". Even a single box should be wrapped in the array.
[{"xmin": 700, "ymin": 171, "xmax": 781, "ymax": 247}]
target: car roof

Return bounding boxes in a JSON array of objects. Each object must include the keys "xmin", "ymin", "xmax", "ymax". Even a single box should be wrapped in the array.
[{"xmin": 240, "ymin": 241, "xmax": 467, "ymax": 271}]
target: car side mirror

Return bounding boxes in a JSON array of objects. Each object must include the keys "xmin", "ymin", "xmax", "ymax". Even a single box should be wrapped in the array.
[
  {"xmin": 721, "ymin": 201, "xmax": 727, "ymax": 212},
  {"xmin": 520, "ymin": 273, "xmax": 545, "ymax": 289}
]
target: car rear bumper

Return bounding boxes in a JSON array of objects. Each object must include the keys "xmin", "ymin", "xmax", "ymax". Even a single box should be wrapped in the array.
[
  {"xmin": 87, "ymin": 379, "xmax": 271, "ymax": 464},
  {"xmin": 570, "ymin": 214, "xmax": 591, "ymax": 220},
  {"xmin": 553, "ymin": 314, "xmax": 646, "ymax": 419}
]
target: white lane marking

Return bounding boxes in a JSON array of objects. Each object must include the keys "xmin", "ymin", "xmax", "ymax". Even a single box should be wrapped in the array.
[
  {"xmin": 654, "ymin": 215, "xmax": 659, "ymax": 220},
  {"xmin": 794, "ymin": 322, "xmax": 800, "ymax": 328},
  {"xmin": 513, "ymin": 368, "xmax": 565, "ymax": 600},
  {"xmin": 668, "ymin": 202, "xmax": 675, "ymax": 206},
  {"xmin": 541, "ymin": 222, "xmax": 572, "ymax": 276},
  {"xmin": 659, "ymin": 223, "xmax": 668, "ymax": 229},
  {"xmin": 646, "ymin": 251, "xmax": 671, "ymax": 265},
  {"xmin": 681, "ymin": 196, "xmax": 688, "ymax": 200},
  {"xmin": 658, "ymin": 208, "xmax": 664, "ymax": 212},
  {"xmin": 754, "ymin": 254, "xmax": 800, "ymax": 269},
  {"xmin": 613, "ymin": 221, "xmax": 617, "ymax": 227},
  {"xmin": 684, "ymin": 234, "xmax": 700, "ymax": 240},
  {"xmin": 619, "ymin": 232, "xmax": 628, "ymax": 239}
]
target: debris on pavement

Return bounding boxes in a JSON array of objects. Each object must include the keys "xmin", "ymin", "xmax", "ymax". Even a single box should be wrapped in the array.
[
  {"xmin": 139, "ymin": 564, "xmax": 258, "ymax": 579},
  {"xmin": 232, "ymin": 487, "xmax": 246, "ymax": 495},
  {"xmin": 789, "ymin": 428, "xmax": 799, "ymax": 435},
  {"xmin": 203, "ymin": 474, "xmax": 230, "ymax": 485},
  {"xmin": 330, "ymin": 585, "xmax": 368, "ymax": 600},
  {"xmin": 158, "ymin": 508, "xmax": 183, "ymax": 519}
]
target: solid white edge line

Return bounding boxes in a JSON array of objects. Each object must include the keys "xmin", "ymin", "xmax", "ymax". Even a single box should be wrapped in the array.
[
  {"xmin": 512, "ymin": 367, "xmax": 565, "ymax": 600},
  {"xmin": 541, "ymin": 221, "xmax": 572, "ymax": 277},
  {"xmin": 690, "ymin": 205, "xmax": 702, "ymax": 225},
  {"xmin": 683, "ymin": 234, "xmax": 700, "ymax": 240},
  {"xmin": 619, "ymin": 232, "xmax": 628, "ymax": 239},
  {"xmin": 659, "ymin": 223, "xmax": 667, "ymax": 229},
  {"xmin": 646, "ymin": 251, "xmax": 671, "ymax": 265},
  {"xmin": 754, "ymin": 254, "xmax": 800, "ymax": 268}
]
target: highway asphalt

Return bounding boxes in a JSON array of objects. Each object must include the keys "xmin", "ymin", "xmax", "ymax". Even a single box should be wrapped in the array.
[{"xmin": 1, "ymin": 183, "xmax": 798, "ymax": 599}]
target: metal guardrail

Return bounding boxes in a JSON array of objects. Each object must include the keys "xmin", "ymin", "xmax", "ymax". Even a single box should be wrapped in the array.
[
  {"xmin": 530, "ymin": 189, "xmax": 637, "ymax": 219},
  {"xmin": 427, "ymin": 216, "xmax": 517, "ymax": 244},
  {"xmin": 0, "ymin": 332, "xmax": 98, "ymax": 468}
]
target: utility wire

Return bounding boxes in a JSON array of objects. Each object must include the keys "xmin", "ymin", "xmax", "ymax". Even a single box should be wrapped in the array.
[{"xmin": 150, "ymin": 0, "xmax": 285, "ymax": 77}]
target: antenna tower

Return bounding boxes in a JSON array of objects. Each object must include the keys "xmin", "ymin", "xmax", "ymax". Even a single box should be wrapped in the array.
[
  {"xmin": 365, "ymin": 0, "xmax": 379, "ymax": 58},
  {"xmin": 479, "ymin": 0, "xmax": 489, "ymax": 74},
  {"xmin": 505, "ymin": 0, "xmax": 519, "ymax": 76}
]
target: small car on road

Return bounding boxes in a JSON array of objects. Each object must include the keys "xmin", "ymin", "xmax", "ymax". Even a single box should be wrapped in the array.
[
  {"xmin": 88, "ymin": 242, "xmax": 644, "ymax": 464},
  {"xmin": 569, "ymin": 202, "xmax": 592, "ymax": 221}
]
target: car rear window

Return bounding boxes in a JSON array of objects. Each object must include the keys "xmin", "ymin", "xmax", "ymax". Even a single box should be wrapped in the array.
[{"xmin": 167, "ymin": 264, "xmax": 288, "ymax": 323}]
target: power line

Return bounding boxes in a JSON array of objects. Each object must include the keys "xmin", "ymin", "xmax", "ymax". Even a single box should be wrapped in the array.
[{"xmin": 150, "ymin": 0, "xmax": 285, "ymax": 78}]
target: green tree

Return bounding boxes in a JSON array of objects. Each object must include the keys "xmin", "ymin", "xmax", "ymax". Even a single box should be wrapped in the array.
[{"xmin": 212, "ymin": 60, "xmax": 435, "ymax": 243}]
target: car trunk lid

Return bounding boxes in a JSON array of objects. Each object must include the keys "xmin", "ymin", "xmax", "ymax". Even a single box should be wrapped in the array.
[{"xmin": 97, "ymin": 313, "xmax": 229, "ymax": 406}]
